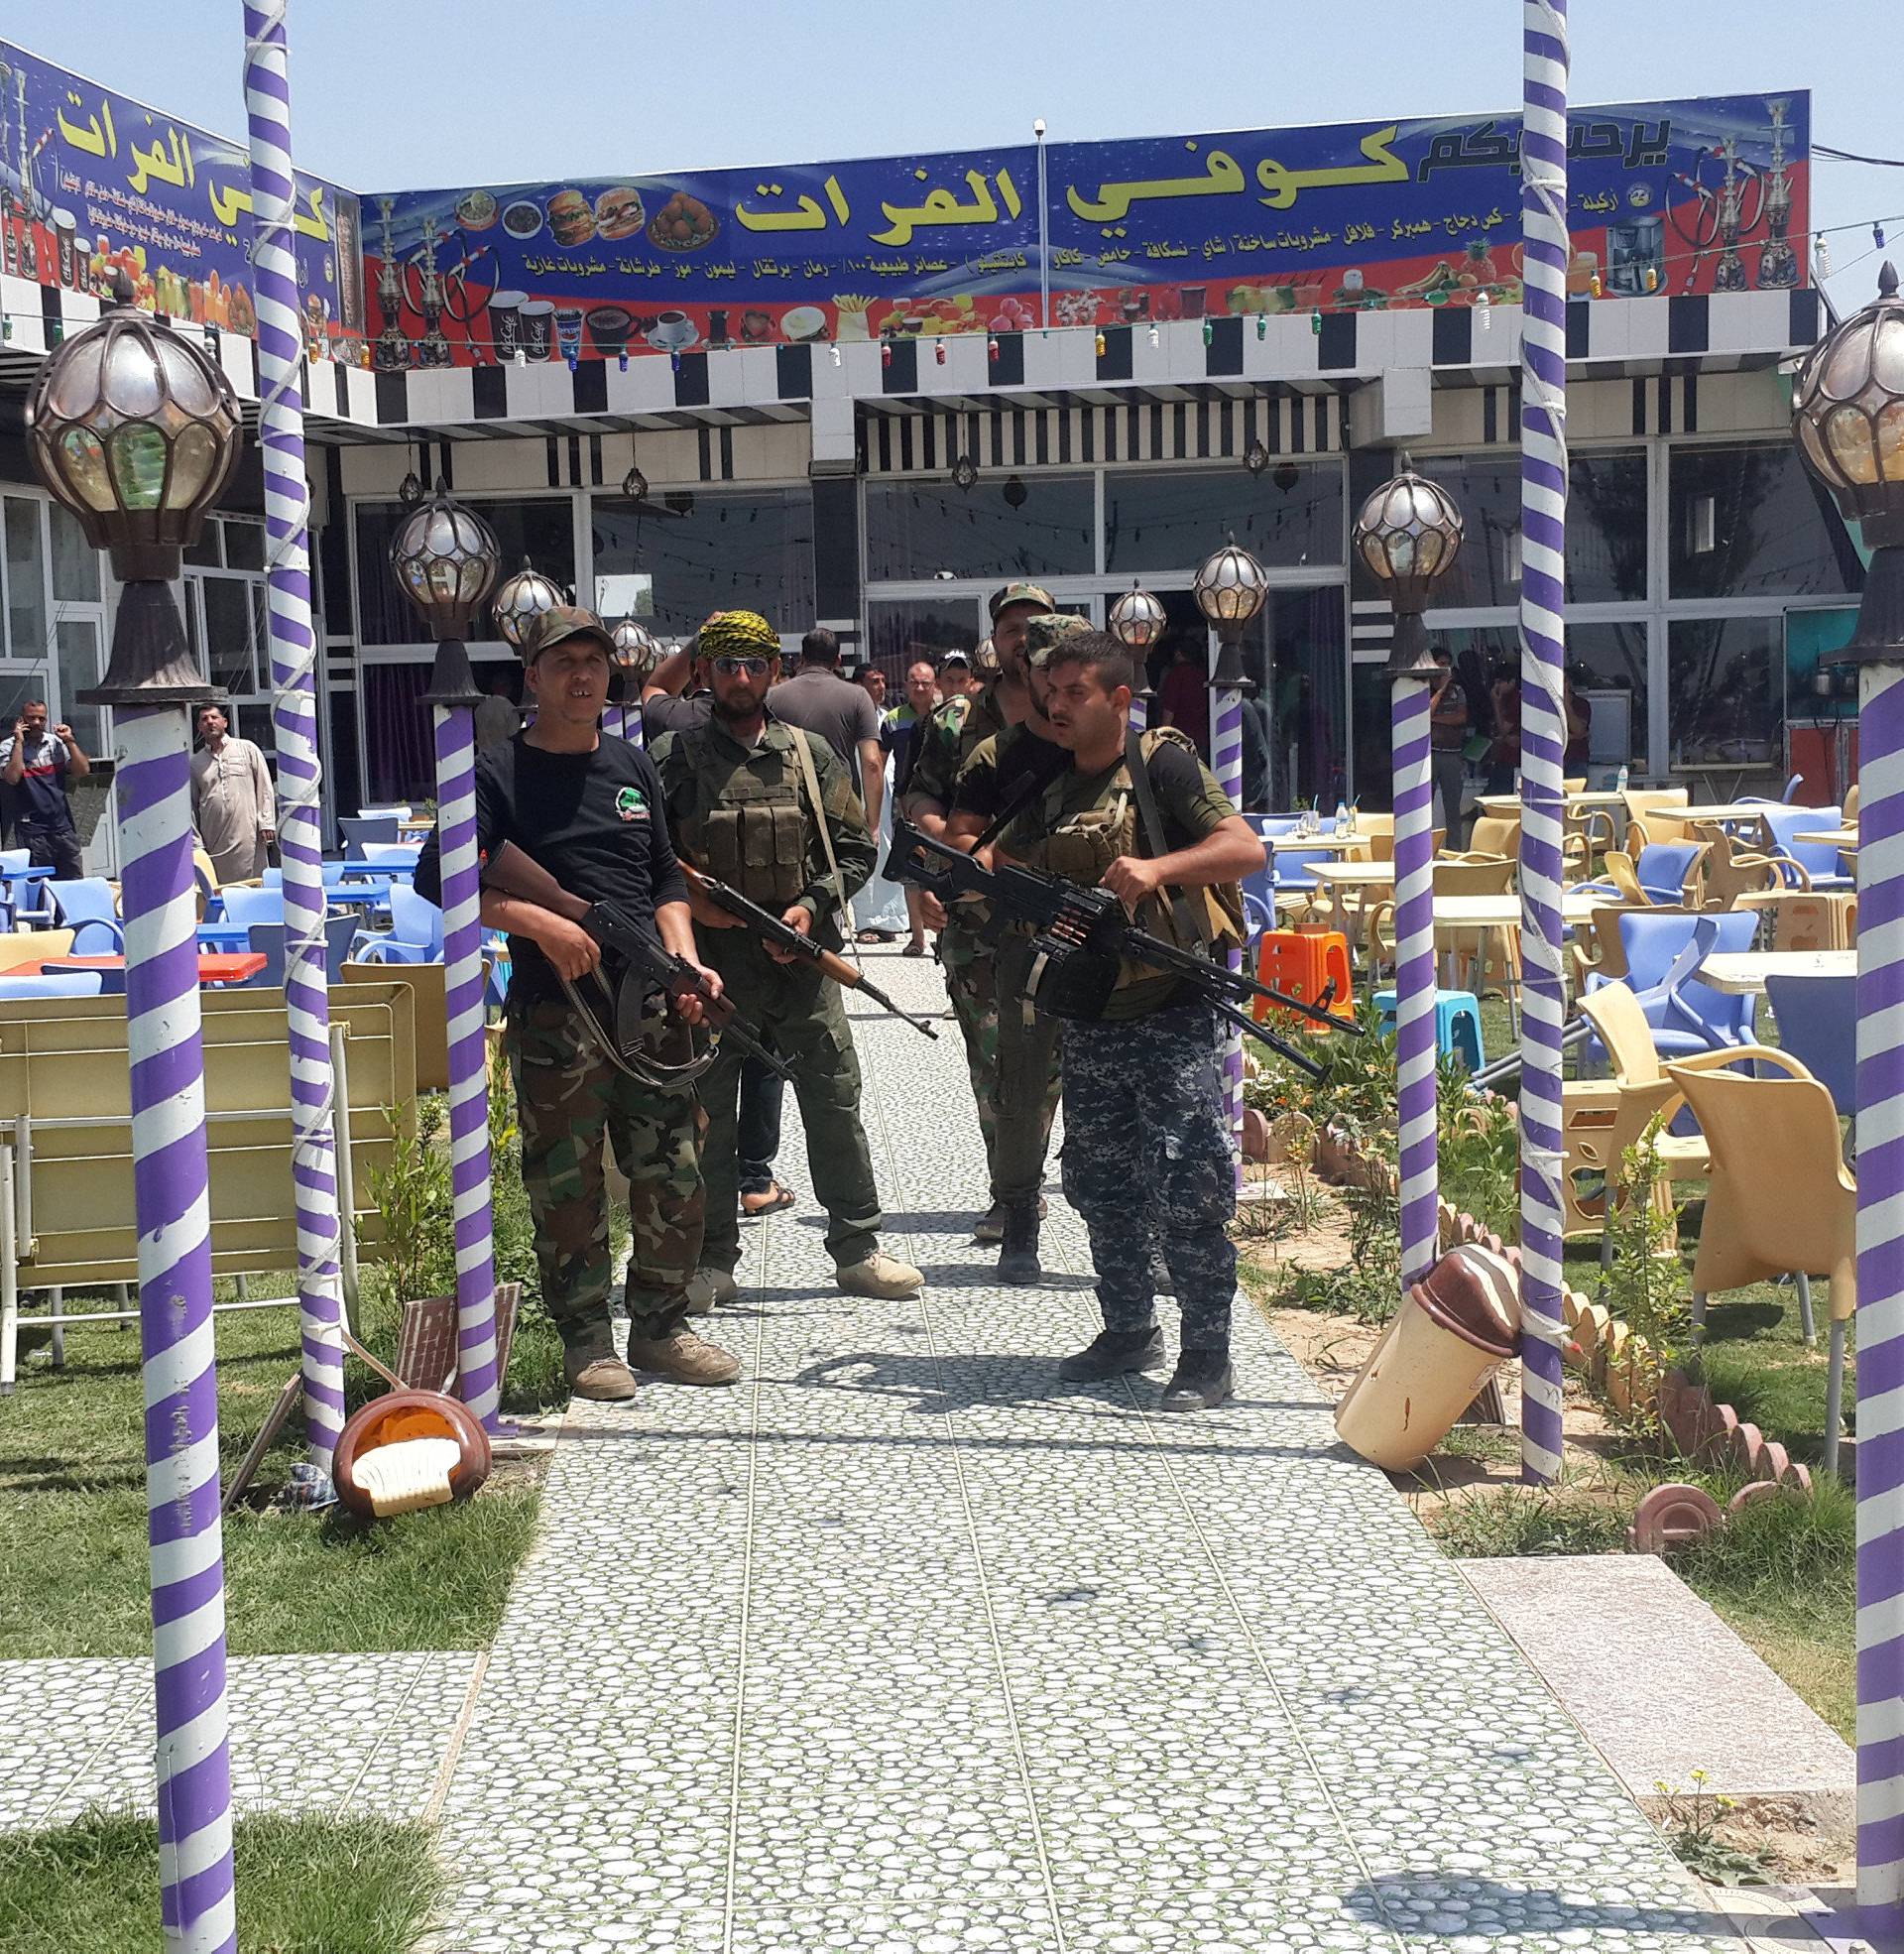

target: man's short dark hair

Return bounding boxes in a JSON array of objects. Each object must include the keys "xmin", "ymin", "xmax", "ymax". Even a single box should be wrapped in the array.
[
  {"xmin": 1042, "ymin": 629, "xmax": 1135, "ymax": 696},
  {"xmin": 800, "ymin": 627, "xmax": 840, "ymax": 668}
]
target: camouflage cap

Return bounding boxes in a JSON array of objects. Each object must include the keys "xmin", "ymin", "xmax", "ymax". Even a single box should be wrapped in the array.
[
  {"xmin": 518, "ymin": 603, "xmax": 615, "ymax": 666},
  {"xmin": 1024, "ymin": 611, "xmax": 1092, "ymax": 666},
  {"xmin": 988, "ymin": 580, "xmax": 1055, "ymax": 623}
]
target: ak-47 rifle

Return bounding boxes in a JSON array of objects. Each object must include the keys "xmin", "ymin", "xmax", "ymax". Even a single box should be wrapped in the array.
[
  {"xmin": 889, "ymin": 819, "xmax": 1354, "ymax": 1080},
  {"xmin": 679, "ymin": 864, "xmax": 939, "ymax": 1040},
  {"xmin": 481, "ymin": 840, "xmax": 790, "ymax": 1084}
]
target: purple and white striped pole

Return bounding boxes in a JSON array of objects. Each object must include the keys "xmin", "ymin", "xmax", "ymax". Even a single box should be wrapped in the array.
[
  {"xmin": 243, "ymin": 0, "xmax": 345, "ymax": 1479},
  {"xmin": 430, "ymin": 683, "xmax": 503, "ymax": 1427},
  {"xmin": 122, "ymin": 699, "xmax": 240, "ymax": 1953},
  {"xmin": 1391, "ymin": 674, "xmax": 1438, "ymax": 1287},
  {"xmin": 1515, "ymin": 0, "xmax": 1570, "ymax": 1485},
  {"xmin": 1855, "ymin": 665, "xmax": 1904, "ymax": 1937},
  {"xmin": 1210, "ymin": 663, "xmax": 1246, "ymax": 1163}
]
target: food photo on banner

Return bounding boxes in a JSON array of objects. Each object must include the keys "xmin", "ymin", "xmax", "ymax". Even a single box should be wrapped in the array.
[
  {"xmin": 362, "ymin": 89, "xmax": 1807, "ymax": 367},
  {"xmin": 0, "ymin": 38, "xmax": 362, "ymax": 357}
]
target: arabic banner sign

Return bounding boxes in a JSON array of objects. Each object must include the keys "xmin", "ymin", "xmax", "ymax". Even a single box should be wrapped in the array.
[
  {"xmin": 363, "ymin": 90, "xmax": 1806, "ymax": 368},
  {"xmin": 0, "ymin": 40, "xmax": 362, "ymax": 353}
]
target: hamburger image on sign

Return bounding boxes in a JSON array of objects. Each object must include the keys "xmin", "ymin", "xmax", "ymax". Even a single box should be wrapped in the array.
[
  {"xmin": 547, "ymin": 189, "xmax": 595, "ymax": 246},
  {"xmin": 595, "ymin": 186, "xmax": 645, "ymax": 240}
]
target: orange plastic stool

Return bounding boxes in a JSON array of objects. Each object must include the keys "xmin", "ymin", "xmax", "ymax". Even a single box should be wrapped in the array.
[{"xmin": 1251, "ymin": 928, "xmax": 1355, "ymax": 1026}]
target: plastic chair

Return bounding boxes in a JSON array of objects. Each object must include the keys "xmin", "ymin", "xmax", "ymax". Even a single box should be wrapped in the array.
[
  {"xmin": 239, "ymin": 915, "xmax": 362, "ymax": 988},
  {"xmin": 1269, "ymin": 847, "xmax": 1334, "ymax": 922},
  {"xmin": 218, "ymin": 884, "xmax": 286, "ymax": 932},
  {"xmin": 1372, "ymin": 986, "xmax": 1484, "ymax": 1071},
  {"xmin": 47, "ymin": 879, "xmax": 124, "ymax": 952},
  {"xmin": 1756, "ymin": 805, "xmax": 1852, "ymax": 891},
  {"xmin": 354, "ymin": 884, "xmax": 444, "ymax": 964},
  {"xmin": 1668, "ymin": 1057, "xmax": 1855, "ymax": 1473},
  {"xmin": 359, "ymin": 841, "xmax": 423, "ymax": 872},
  {"xmin": 339, "ymin": 814, "xmax": 400, "ymax": 859},
  {"xmin": 0, "ymin": 971, "xmax": 105, "ymax": 1000},
  {"xmin": 1252, "ymin": 929, "xmax": 1354, "ymax": 1025},
  {"xmin": 0, "ymin": 929, "xmax": 74, "ymax": 971},
  {"xmin": 1766, "ymin": 973, "xmax": 1856, "ymax": 1118},
  {"xmin": 1460, "ymin": 813, "xmax": 1520, "ymax": 860},
  {"xmin": 1612, "ymin": 909, "xmax": 1757, "ymax": 1054},
  {"xmin": 1845, "ymin": 785, "xmax": 1861, "ymax": 824},
  {"xmin": 1635, "ymin": 840, "xmax": 1709, "ymax": 905}
]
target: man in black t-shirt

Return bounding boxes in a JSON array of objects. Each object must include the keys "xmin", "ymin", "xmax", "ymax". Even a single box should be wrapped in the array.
[{"xmin": 415, "ymin": 606, "xmax": 729, "ymax": 1403}]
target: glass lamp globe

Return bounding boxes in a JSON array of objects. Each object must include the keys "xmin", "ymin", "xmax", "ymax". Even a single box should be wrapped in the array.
[
  {"xmin": 1108, "ymin": 583, "xmax": 1168, "ymax": 652},
  {"xmin": 1352, "ymin": 469, "xmax": 1465, "ymax": 614},
  {"xmin": 25, "ymin": 287, "xmax": 244, "ymax": 579},
  {"xmin": 389, "ymin": 490, "xmax": 501, "ymax": 642},
  {"xmin": 610, "ymin": 617, "xmax": 659, "ymax": 681},
  {"xmin": 1191, "ymin": 540, "xmax": 1268, "ymax": 633},
  {"xmin": 491, "ymin": 558, "xmax": 566, "ymax": 650}
]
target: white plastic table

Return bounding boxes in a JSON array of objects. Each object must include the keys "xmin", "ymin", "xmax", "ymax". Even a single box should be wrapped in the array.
[{"xmin": 1698, "ymin": 950, "xmax": 1856, "ymax": 995}]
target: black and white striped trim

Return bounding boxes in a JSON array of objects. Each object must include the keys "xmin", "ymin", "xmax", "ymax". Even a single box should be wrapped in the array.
[
  {"xmin": 1350, "ymin": 600, "xmax": 1395, "ymax": 667},
  {"xmin": 856, "ymin": 392, "xmax": 1347, "ymax": 477}
]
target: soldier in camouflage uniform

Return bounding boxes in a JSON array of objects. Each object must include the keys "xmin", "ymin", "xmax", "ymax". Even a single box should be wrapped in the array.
[
  {"xmin": 653, "ymin": 610, "xmax": 923, "ymax": 1302},
  {"xmin": 899, "ymin": 581, "xmax": 1064, "ymax": 1242},
  {"xmin": 1002, "ymin": 629, "xmax": 1266, "ymax": 1410},
  {"xmin": 417, "ymin": 604, "xmax": 724, "ymax": 1403}
]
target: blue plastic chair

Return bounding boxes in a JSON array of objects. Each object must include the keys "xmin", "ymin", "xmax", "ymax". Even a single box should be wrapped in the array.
[
  {"xmin": 1633, "ymin": 841, "xmax": 1706, "ymax": 906},
  {"xmin": 239, "ymin": 915, "xmax": 361, "ymax": 987},
  {"xmin": 1766, "ymin": 973, "xmax": 1856, "ymax": 1118},
  {"xmin": 339, "ymin": 814, "xmax": 400, "ymax": 860},
  {"xmin": 353, "ymin": 885, "xmax": 443, "ymax": 964},
  {"xmin": 47, "ymin": 879, "xmax": 124, "ymax": 952},
  {"xmin": 1614, "ymin": 910, "xmax": 1757, "ymax": 1054},
  {"xmin": 0, "ymin": 971, "xmax": 105, "ymax": 1000},
  {"xmin": 218, "ymin": 885, "xmax": 286, "ymax": 932},
  {"xmin": 1756, "ymin": 805, "xmax": 1853, "ymax": 891},
  {"xmin": 359, "ymin": 841, "xmax": 422, "ymax": 872}
]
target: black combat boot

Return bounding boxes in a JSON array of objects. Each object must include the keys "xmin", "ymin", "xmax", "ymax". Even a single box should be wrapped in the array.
[
  {"xmin": 998, "ymin": 1201, "xmax": 1042, "ymax": 1285},
  {"xmin": 1160, "ymin": 1346, "xmax": 1236, "ymax": 1411},
  {"xmin": 1058, "ymin": 1325, "xmax": 1165, "ymax": 1382}
]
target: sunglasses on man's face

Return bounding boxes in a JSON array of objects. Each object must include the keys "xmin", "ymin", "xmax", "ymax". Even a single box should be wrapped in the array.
[{"xmin": 712, "ymin": 655, "xmax": 771, "ymax": 677}]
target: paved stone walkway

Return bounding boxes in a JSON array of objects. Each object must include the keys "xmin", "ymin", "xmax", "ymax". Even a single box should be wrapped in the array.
[{"xmin": 425, "ymin": 954, "xmax": 1743, "ymax": 1954}]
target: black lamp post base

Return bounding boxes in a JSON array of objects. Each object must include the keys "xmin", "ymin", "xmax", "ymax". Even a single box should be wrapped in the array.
[
  {"xmin": 421, "ymin": 636, "xmax": 484, "ymax": 710},
  {"xmin": 1836, "ymin": 543, "xmax": 1904, "ymax": 668},
  {"xmin": 79, "ymin": 580, "xmax": 223, "ymax": 709}
]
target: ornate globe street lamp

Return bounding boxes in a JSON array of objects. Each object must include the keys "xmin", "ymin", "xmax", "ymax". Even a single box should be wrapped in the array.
[
  {"xmin": 1352, "ymin": 464, "xmax": 1465, "ymax": 1311},
  {"xmin": 609, "ymin": 616, "xmax": 658, "ymax": 741},
  {"xmin": 25, "ymin": 286, "xmax": 244, "ymax": 1947},
  {"xmin": 1790, "ymin": 263, "xmax": 1904, "ymax": 1938},
  {"xmin": 389, "ymin": 489, "xmax": 505, "ymax": 1433},
  {"xmin": 490, "ymin": 556, "xmax": 565, "ymax": 652},
  {"xmin": 1108, "ymin": 580, "xmax": 1167, "ymax": 731}
]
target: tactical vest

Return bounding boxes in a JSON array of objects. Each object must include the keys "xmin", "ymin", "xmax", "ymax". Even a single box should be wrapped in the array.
[
  {"xmin": 1019, "ymin": 728, "xmax": 1245, "ymax": 982},
  {"xmin": 674, "ymin": 726, "xmax": 812, "ymax": 908}
]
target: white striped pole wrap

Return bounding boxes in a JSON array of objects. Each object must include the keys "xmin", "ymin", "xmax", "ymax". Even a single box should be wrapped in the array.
[
  {"xmin": 1856, "ymin": 664, "xmax": 1904, "ymax": 1936},
  {"xmin": 243, "ymin": 0, "xmax": 345, "ymax": 1478},
  {"xmin": 1516, "ymin": 0, "xmax": 1570, "ymax": 1484},
  {"xmin": 1127, "ymin": 692, "xmax": 1147, "ymax": 735},
  {"xmin": 433, "ymin": 692, "xmax": 502, "ymax": 1427},
  {"xmin": 1211, "ymin": 671, "xmax": 1246, "ymax": 1171},
  {"xmin": 120, "ymin": 701, "xmax": 239, "ymax": 1954},
  {"xmin": 1391, "ymin": 676, "xmax": 1438, "ymax": 1288}
]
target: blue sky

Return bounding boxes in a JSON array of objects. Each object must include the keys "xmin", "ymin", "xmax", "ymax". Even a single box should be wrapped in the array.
[{"xmin": 17, "ymin": 0, "xmax": 1904, "ymax": 308}]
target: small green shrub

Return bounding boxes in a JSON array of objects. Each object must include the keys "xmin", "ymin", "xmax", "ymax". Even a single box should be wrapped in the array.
[{"xmin": 1432, "ymin": 1486, "xmax": 1631, "ymax": 1557}]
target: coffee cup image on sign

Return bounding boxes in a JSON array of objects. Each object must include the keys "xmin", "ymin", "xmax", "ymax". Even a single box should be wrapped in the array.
[
  {"xmin": 646, "ymin": 309, "xmax": 697, "ymax": 351},
  {"xmin": 586, "ymin": 305, "xmax": 634, "ymax": 356},
  {"xmin": 594, "ymin": 186, "xmax": 646, "ymax": 240},
  {"xmin": 547, "ymin": 189, "xmax": 595, "ymax": 246},
  {"xmin": 520, "ymin": 300, "xmax": 555, "ymax": 358}
]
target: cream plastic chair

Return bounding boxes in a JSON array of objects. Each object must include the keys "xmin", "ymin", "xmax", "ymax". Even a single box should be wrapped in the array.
[
  {"xmin": 1456, "ymin": 813, "xmax": 1520, "ymax": 861},
  {"xmin": 1845, "ymin": 784, "xmax": 1860, "ymax": 824},
  {"xmin": 1666, "ymin": 1057, "xmax": 1856, "ymax": 1473},
  {"xmin": 1623, "ymin": 787, "xmax": 1689, "ymax": 828},
  {"xmin": 0, "ymin": 928, "xmax": 77, "ymax": 972}
]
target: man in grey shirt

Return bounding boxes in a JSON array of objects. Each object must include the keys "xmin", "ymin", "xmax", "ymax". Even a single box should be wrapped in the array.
[{"xmin": 767, "ymin": 627, "xmax": 884, "ymax": 841}]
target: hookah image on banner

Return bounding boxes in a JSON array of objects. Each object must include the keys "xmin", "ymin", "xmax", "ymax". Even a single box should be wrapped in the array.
[
  {"xmin": 363, "ymin": 88, "xmax": 1809, "ymax": 368},
  {"xmin": 0, "ymin": 37, "xmax": 361, "ymax": 357}
]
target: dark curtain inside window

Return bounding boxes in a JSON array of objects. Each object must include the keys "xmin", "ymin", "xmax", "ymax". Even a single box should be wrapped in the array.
[{"xmin": 365, "ymin": 663, "xmax": 435, "ymax": 803}]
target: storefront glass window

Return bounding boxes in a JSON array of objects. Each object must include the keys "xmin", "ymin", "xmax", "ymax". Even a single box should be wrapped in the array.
[
  {"xmin": 864, "ymin": 599, "xmax": 982, "ymax": 675},
  {"xmin": 1565, "ymin": 620, "xmax": 1647, "ymax": 768},
  {"xmin": 50, "ymin": 502, "xmax": 99, "ymax": 605},
  {"xmin": 1418, "ymin": 450, "xmax": 1647, "ymax": 606},
  {"xmin": 1669, "ymin": 442, "xmax": 1864, "ymax": 600},
  {"xmin": 592, "ymin": 488, "xmax": 814, "ymax": 639},
  {"xmin": 199, "ymin": 576, "xmax": 259, "ymax": 697},
  {"xmin": 1667, "ymin": 617, "xmax": 1783, "ymax": 769},
  {"xmin": 865, "ymin": 477, "xmax": 1095, "ymax": 582},
  {"xmin": 1105, "ymin": 463, "xmax": 1343, "ymax": 575},
  {"xmin": 3, "ymin": 497, "xmax": 46, "ymax": 665}
]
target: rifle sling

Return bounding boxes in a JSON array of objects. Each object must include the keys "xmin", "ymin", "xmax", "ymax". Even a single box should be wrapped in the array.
[{"xmin": 1124, "ymin": 726, "xmax": 1214, "ymax": 955}]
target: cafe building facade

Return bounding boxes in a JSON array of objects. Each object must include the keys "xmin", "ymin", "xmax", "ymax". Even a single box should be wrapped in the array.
[{"xmin": 0, "ymin": 47, "xmax": 1861, "ymax": 849}]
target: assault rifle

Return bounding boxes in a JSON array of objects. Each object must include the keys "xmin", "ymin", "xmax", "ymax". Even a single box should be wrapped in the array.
[
  {"xmin": 889, "ymin": 819, "xmax": 1352, "ymax": 1079},
  {"xmin": 680, "ymin": 864, "xmax": 939, "ymax": 1040},
  {"xmin": 482, "ymin": 840, "xmax": 790, "ymax": 1085}
]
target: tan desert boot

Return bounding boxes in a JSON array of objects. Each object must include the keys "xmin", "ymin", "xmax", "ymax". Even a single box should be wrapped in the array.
[
  {"xmin": 626, "ymin": 1327, "xmax": 741, "ymax": 1387},
  {"xmin": 835, "ymin": 1253, "xmax": 924, "ymax": 1300}
]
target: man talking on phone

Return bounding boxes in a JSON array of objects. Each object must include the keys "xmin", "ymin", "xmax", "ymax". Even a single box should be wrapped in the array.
[{"xmin": 0, "ymin": 699, "xmax": 91, "ymax": 878}]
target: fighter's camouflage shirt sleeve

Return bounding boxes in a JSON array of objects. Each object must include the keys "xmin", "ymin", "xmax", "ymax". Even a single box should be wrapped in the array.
[
  {"xmin": 950, "ymin": 731, "xmax": 1004, "ymax": 820},
  {"xmin": 897, "ymin": 696, "xmax": 971, "ymax": 817},
  {"xmin": 794, "ymin": 728, "xmax": 876, "ymax": 918}
]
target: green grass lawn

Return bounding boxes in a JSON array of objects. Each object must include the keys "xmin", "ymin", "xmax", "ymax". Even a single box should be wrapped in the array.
[
  {"xmin": 0, "ymin": 1275, "xmax": 562, "ymax": 1659},
  {"xmin": 0, "ymin": 1810, "xmax": 439, "ymax": 1954}
]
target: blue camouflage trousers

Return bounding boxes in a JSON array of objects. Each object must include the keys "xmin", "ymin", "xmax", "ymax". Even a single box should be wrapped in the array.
[{"xmin": 1059, "ymin": 1000, "xmax": 1238, "ymax": 1353}]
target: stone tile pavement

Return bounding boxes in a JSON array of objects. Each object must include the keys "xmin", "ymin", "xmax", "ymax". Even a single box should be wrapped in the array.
[
  {"xmin": 422, "ymin": 953, "xmax": 1755, "ymax": 1954},
  {"xmin": 0, "ymin": 1649, "xmax": 480, "ymax": 1830}
]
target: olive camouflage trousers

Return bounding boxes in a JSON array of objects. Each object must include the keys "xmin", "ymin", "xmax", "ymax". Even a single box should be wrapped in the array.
[
  {"xmin": 508, "ymin": 995, "xmax": 706, "ymax": 1357},
  {"xmin": 1060, "ymin": 1000, "xmax": 1238, "ymax": 1353},
  {"xmin": 942, "ymin": 925, "xmax": 1062, "ymax": 1208}
]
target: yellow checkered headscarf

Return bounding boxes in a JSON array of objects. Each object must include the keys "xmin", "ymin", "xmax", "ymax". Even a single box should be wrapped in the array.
[{"xmin": 698, "ymin": 610, "xmax": 778, "ymax": 659}]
